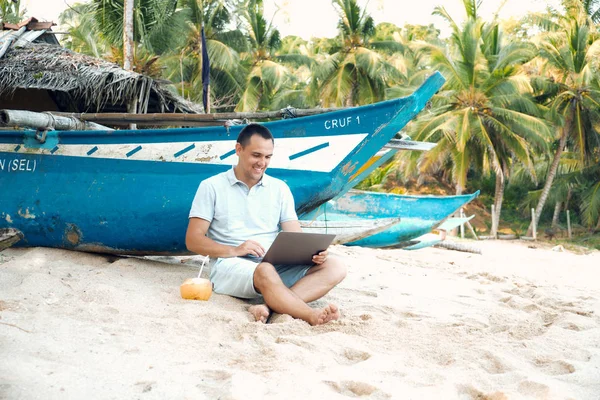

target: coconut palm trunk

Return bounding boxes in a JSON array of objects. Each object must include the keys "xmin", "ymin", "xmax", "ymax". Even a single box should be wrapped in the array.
[
  {"xmin": 344, "ymin": 65, "xmax": 358, "ymax": 107},
  {"xmin": 123, "ymin": 0, "xmax": 134, "ymax": 72},
  {"xmin": 491, "ymin": 170, "xmax": 505, "ymax": 238},
  {"xmin": 552, "ymin": 202, "xmax": 562, "ymax": 227},
  {"xmin": 527, "ymin": 107, "xmax": 573, "ymax": 236},
  {"xmin": 122, "ymin": 0, "xmax": 136, "ymax": 128}
]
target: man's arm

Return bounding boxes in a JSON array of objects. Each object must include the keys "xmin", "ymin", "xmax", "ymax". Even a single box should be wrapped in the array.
[
  {"xmin": 280, "ymin": 220, "xmax": 302, "ymax": 232},
  {"xmin": 186, "ymin": 217, "xmax": 266, "ymax": 258}
]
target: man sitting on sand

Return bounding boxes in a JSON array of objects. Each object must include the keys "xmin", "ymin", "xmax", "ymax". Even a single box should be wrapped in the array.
[{"xmin": 185, "ymin": 123, "xmax": 346, "ymax": 325}]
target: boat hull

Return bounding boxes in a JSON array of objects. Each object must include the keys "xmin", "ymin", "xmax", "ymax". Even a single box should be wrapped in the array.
[
  {"xmin": 1, "ymin": 155, "xmax": 332, "ymax": 254},
  {"xmin": 300, "ymin": 190, "xmax": 480, "ymax": 248}
]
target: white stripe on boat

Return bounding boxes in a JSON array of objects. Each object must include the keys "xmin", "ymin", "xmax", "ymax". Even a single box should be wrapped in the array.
[{"xmin": 0, "ymin": 134, "xmax": 368, "ymax": 172}]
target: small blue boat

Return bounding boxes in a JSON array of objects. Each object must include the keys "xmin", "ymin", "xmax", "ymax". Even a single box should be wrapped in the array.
[
  {"xmin": 0, "ymin": 73, "xmax": 445, "ymax": 254},
  {"xmin": 300, "ymin": 190, "xmax": 480, "ymax": 248}
]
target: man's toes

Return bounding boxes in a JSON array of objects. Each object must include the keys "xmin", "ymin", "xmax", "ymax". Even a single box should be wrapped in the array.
[
  {"xmin": 324, "ymin": 304, "xmax": 340, "ymax": 322},
  {"xmin": 317, "ymin": 311, "xmax": 328, "ymax": 325},
  {"xmin": 249, "ymin": 305, "xmax": 270, "ymax": 323}
]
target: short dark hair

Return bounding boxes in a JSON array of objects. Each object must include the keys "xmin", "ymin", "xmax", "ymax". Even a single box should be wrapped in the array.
[{"xmin": 237, "ymin": 123, "xmax": 274, "ymax": 147}]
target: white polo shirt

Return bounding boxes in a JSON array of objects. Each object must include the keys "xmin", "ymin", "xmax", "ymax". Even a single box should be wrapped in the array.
[{"xmin": 189, "ymin": 168, "xmax": 298, "ymax": 250}]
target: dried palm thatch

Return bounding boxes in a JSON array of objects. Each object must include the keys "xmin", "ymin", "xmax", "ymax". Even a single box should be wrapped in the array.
[{"xmin": 0, "ymin": 42, "xmax": 200, "ymax": 114}]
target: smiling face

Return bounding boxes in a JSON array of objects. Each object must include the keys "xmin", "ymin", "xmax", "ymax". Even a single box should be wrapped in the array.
[{"xmin": 234, "ymin": 133, "xmax": 274, "ymax": 188}]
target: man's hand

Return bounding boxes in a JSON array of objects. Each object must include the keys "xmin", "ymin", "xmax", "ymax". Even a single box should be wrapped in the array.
[
  {"xmin": 312, "ymin": 250, "xmax": 328, "ymax": 265},
  {"xmin": 235, "ymin": 240, "xmax": 266, "ymax": 258}
]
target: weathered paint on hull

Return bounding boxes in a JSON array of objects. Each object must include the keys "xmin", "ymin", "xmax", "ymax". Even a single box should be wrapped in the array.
[
  {"xmin": 1, "ymin": 156, "xmax": 332, "ymax": 254},
  {"xmin": 301, "ymin": 190, "xmax": 480, "ymax": 248},
  {"xmin": 0, "ymin": 72, "xmax": 446, "ymax": 254}
]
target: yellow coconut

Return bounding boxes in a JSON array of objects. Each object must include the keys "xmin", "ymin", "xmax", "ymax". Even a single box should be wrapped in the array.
[{"xmin": 180, "ymin": 278, "xmax": 213, "ymax": 301}]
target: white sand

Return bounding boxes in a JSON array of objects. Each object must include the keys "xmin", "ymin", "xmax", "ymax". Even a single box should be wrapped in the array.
[{"xmin": 1, "ymin": 240, "xmax": 599, "ymax": 399}]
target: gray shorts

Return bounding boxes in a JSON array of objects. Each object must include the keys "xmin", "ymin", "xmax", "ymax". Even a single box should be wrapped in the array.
[{"xmin": 210, "ymin": 257, "xmax": 311, "ymax": 299}]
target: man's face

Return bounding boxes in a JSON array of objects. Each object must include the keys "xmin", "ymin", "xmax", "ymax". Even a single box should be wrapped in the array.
[{"xmin": 235, "ymin": 134, "xmax": 274, "ymax": 186}]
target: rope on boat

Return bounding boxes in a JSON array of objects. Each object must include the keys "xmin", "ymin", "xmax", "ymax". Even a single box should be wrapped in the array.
[
  {"xmin": 280, "ymin": 106, "xmax": 298, "ymax": 119},
  {"xmin": 223, "ymin": 118, "xmax": 249, "ymax": 134}
]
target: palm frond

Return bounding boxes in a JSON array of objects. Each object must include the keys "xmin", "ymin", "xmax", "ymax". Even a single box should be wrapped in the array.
[
  {"xmin": 275, "ymin": 54, "xmax": 315, "ymax": 68},
  {"xmin": 581, "ymin": 180, "xmax": 600, "ymax": 227},
  {"xmin": 236, "ymin": 75, "xmax": 261, "ymax": 111},
  {"xmin": 369, "ymin": 41, "xmax": 407, "ymax": 54}
]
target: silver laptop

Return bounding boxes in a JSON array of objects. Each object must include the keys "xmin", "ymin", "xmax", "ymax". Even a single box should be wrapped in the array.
[{"xmin": 247, "ymin": 231, "xmax": 336, "ymax": 265}]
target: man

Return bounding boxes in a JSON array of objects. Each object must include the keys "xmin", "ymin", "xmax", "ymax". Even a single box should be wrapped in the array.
[{"xmin": 186, "ymin": 123, "xmax": 346, "ymax": 325}]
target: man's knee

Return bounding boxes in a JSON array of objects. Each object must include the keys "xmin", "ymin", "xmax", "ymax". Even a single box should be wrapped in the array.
[
  {"xmin": 334, "ymin": 260, "xmax": 347, "ymax": 284},
  {"xmin": 326, "ymin": 257, "xmax": 347, "ymax": 285},
  {"xmin": 253, "ymin": 262, "xmax": 280, "ymax": 290}
]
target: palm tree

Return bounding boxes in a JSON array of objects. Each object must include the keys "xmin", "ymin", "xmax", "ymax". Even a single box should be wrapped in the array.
[
  {"xmin": 549, "ymin": 160, "xmax": 600, "ymax": 230},
  {"xmin": 511, "ymin": 151, "xmax": 579, "ymax": 228},
  {"xmin": 382, "ymin": 23, "xmax": 443, "ymax": 99},
  {"xmin": 90, "ymin": 0, "xmax": 189, "ymax": 57},
  {"xmin": 267, "ymin": 35, "xmax": 320, "ymax": 109},
  {"xmin": 580, "ymin": 168, "xmax": 600, "ymax": 231},
  {"xmin": 60, "ymin": 3, "xmax": 111, "ymax": 58},
  {"xmin": 404, "ymin": 0, "xmax": 550, "ymax": 237},
  {"xmin": 315, "ymin": 0, "xmax": 403, "ymax": 107},
  {"xmin": 235, "ymin": 0, "xmax": 303, "ymax": 111},
  {"xmin": 161, "ymin": 0, "xmax": 245, "ymax": 110},
  {"xmin": 526, "ymin": 0, "xmax": 600, "ymax": 235}
]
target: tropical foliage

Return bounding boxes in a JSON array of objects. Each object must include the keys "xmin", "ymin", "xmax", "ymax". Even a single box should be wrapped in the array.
[
  {"xmin": 0, "ymin": 0, "xmax": 25, "ymax": 24},
  {"xmin": 399, "ymin": 0, "xmax": 550, "ymax": 237},
  {"xmin": 314, "ymin": 0, "xmax": 404, "ymax": 107},
  {"xmin": 524, "ymin": 0, "xmax": 600, "ymax": 234}
]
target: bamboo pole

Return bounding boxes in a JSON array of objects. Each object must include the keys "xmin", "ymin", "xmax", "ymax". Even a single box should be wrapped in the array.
[
  {"xmin": 127, "ymin": 97, "xmax": 138, "ymax": 130},
  {"xmin": 0, "ymin": 110, "xmax": 112, "ymax": 131},
  {"xmin": 54, "ymin": 107, "xmax": 343, "ymax": 126},
  {"xmin": 466, "ymin": 221, "xmax": 478, "ymax": 240},
  {"xmin": 460, "ymin": 208, "xmax": 465, "ymax": 239},
  {"xmin": 463, "ymin": 213, "xmax": 478, "ymax": 240},
  {"xmin": 567, "ymin": 210, "xmax": 572, "ymax": 239}
]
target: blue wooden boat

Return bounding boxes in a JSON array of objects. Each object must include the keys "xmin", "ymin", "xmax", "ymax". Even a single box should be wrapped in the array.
[
  {"xmin": 0, "ymin": 73, "xmax": 445, "ymax": 254},
  {"xmin": 300, "ymin": 189, "xmax": 480, "ymax": 248}
]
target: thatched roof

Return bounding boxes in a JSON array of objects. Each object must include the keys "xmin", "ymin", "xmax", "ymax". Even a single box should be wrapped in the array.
[{"xmin": 0, "ymin": 41, "xmax": 200, "ymax": 114}]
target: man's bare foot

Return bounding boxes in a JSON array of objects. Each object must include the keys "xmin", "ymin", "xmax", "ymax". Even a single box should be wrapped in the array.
[
  {"xmin": 248, "ymin": 304, "xmax": 270, "ymax": 323},
  {"xmin": 308, "ymin": 304, "xmax": 340, "ymax": 326},
  {"xmin": 323, "ymin": 304, "xmax": 341, "ymax": 323}
]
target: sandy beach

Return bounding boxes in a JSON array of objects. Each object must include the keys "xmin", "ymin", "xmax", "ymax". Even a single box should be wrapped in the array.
[{"xmin": 1, "ymin": 240, "xmax": 599, "ymax": 399}]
